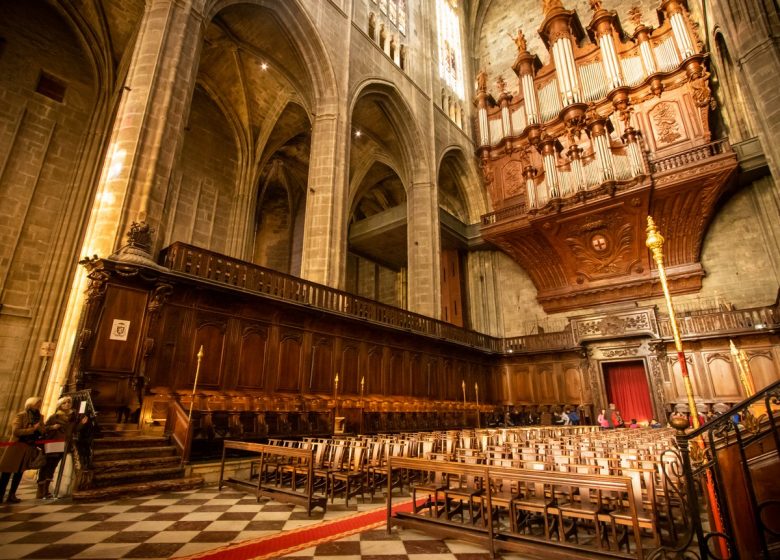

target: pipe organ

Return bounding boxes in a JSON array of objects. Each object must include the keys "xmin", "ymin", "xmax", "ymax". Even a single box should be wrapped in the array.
[{"xmin": 477, "ymin": 0, "xmax": 738, "ymax": 313}]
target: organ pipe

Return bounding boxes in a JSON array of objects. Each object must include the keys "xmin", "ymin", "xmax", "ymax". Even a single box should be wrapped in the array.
[
  {"xmin": 599, "ymin": 33, "xmax": 623, "ymax": 90},
  {"xmin": 552, "ymin": 37, "xmax": 581, "ymax": 106},
  {"xmin": 594, "ymin": 133, "xmax": 614, "ymax": 181},
  {"xmin": 478, "ymin": 107, "xmax": 489, "ymax": 146},
  {"xmin": 663, "ymin": 0, "xmax": 695, "ymax": 59},
  {"xmin": 635, "ymin": 25, "xmax": 658, "ymax": 76},
  {"xmin": 540, "ymin": 139, "xmax": 560, "ymax": 197},
  {"xmin": 524, "ymin": 166, "xmax": 538, "ymax": 209},
  {"xmin": 522, "ymin": 74, "xmax": 540, "ymax": 125}
]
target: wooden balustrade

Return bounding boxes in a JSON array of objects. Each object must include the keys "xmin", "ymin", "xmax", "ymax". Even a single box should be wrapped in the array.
[
  {"xmin": 657, "ymin": 300, "xmax": 780, "ymax": 338},
  {"xmin": 649, "ymin": 139, "xmax": 731, "ymax": 174},
  {"xmin": 504, "ymin": 330, "xmax": 577, "ymax": 354},
  {"xmin": 165, "ymin": 400, "xmax": 195, "ymax": 464},
  {"xmin": 161, "ymin": 242, "xmax": 502, "ymax": 353}
]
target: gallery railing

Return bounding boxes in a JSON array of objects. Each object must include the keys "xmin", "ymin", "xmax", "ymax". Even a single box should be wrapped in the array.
[
  {"xmin": 648, "ymin": 379, "xmax": 780, "ymax": 559},
  {"xmin": 657, "ymin": 298, "xmax": 780, "ymax": 339},
  {"xmin": 649, "ymin": 139, "xmax": 733, "ymax": 174},
  {"xmin": 160, "ymin": 244, "xmax": 780, "ymax": 357},
  {"xmin": 160, "ymin": 242, "xmax": 503, "ymax": 353}
]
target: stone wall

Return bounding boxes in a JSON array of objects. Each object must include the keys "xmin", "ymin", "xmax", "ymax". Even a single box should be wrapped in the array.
[
  {"xmin": 0, "ymin": 1, "xmax": 102, "ymax": 427},
  {"xmin": 167, "ymin": 87, "xmax": 239, "ymax": 256}
]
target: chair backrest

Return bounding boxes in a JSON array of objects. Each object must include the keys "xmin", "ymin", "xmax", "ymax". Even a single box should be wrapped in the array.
[{"xmin": 347, "ymin": 445, "xmax": 366, "ymax": 471}]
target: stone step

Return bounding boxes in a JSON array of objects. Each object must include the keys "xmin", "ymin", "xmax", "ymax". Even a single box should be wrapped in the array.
[
  {"xmin": 93, "ymin": 436, "xmax": 170, "ymax": 449},
  {"xmin": 72, "ymin": 476, "xmax": 204, "ymax": 502},
  {"xmin": 93, "ymin": 445, "xmax": 178, "ymax": 461},
  {"xmin": 91, "ymin": 465, "xmax": 185, "ymax": 488},
  {"xmin": 92, "ymin": 455, "xmax": 182, "ymax": 473}
]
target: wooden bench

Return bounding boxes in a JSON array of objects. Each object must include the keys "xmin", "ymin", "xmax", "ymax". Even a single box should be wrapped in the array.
[
  {"xmin": 387, "ymin": 456, "xmax": 647, "ymax": 559},
  {"xmin": 219, "ymin": 440, "xmax": 327, "ymax": 515}
]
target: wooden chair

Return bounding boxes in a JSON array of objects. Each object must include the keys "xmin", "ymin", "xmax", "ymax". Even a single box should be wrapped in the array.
[
  {"xmin": 512, "ymin": 479, "xmax": 553, "ymax": 538},
  {"xmin": 330, "ymin": 444, "xmax": 366, "ymax": 506},
  {"xmin": 610, "ymin": 467, "xmax": 660, "ymax": 554}
]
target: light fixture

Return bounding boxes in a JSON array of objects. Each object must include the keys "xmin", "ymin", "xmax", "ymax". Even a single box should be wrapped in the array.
[
  {"xmin": 260, "ymin": 62, "xmax": 268, "ymax": 71},
  {"xmin": 354, "ymin": 129, "xmax": 362, "ymax": 138}
]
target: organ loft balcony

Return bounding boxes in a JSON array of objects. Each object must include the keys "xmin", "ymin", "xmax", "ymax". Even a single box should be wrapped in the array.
[{"xmin": 475, "ymin": 0, "xmax": 738, "ymax": 313}]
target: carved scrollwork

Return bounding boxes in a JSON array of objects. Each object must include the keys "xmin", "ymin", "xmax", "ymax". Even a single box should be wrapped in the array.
[
  {"xmin": 688, "ymin": 69, "xmax": 715, "ymax": 109},
  {"xmin": 650, "ymin": 102, "xmax": 683, "ymax": 146},
  {"xmin": 601, "ymin": 347, "xmax": 639, "ymax": 358},
  {"xmin": 147, "ymin": 282, "xmax": 173, "ymax": 315}
]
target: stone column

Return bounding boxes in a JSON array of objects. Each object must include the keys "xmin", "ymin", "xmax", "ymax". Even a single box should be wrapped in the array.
[
  {"xmin": 407, "ymin": 181, "xmax": 440, "ymax": 318},
  {"xmin": 709, "ymin": 0, "xmax": 780, "ymax": 199},
  {"xmin": 42, "ymin": 0, "xmax": 206, "ymax": 416},
  {"xmin": 299, "ymin": 109, "xmax": 349, "ymax": 288},
  {"xmin": 91, "ymin": 0, "xmax": 206, "ymax": 260}
]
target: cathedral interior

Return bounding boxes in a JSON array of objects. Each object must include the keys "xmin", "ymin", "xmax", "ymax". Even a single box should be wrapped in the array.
[{"xmin": 0, "ymin": 0, "xmax": 779, "ymax": 559}]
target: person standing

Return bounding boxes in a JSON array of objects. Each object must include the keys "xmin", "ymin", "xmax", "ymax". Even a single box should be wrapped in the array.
[
  {"xmin": 0, "ymin": 396, "xmax": 44, "ymax": 503},
  {"xmin": 39, "ymin": 396, "xmax": 86, "ymax": 499},
  {"xmin": 597, "ymin": 409, "xmax": 610, "ymax": 429}
]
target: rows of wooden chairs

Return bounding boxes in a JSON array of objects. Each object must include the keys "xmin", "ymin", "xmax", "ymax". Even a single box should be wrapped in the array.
[{"xmin": 231, "ymin": 426, "xmax": 682, "ymax": 557}]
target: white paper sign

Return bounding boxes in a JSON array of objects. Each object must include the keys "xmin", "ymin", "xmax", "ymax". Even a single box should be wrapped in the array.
[
  {"xmin": 79, "ymin": 401, "xmax": 87, "ymax": 414},
  {"xmin": 109, "ymin": 319, "xmax": 130, "ymax": 341}
]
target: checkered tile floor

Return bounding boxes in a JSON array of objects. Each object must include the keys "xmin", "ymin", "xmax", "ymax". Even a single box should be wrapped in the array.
[{"xmin": 0, "ymin": 480, "xmax": 538, "ymax": 559}]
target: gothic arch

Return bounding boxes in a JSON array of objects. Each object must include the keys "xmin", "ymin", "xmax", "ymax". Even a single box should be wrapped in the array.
[
  {"xmin": 349, "ymin": 79, "xmax": 431, "ymax": 187},
  {"xmin": 204, "ymin": 0, "xmax": 338, "ymax": 116},
  {"xmin": 437, "ymin": 145, "xmax": 487, "ymax": 222}
]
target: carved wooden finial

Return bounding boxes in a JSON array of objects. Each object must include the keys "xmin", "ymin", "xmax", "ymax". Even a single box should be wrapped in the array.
[
  {"xmin": 496, "ymin": 75, "xmax": 507, "ymax": 93},
  {"xmin": 126, "ymin": 221, "xmax": 154, "ymax": 253},
  {"xmin": 627, "ymin": 6, "xmax": 643, "ymax": 26},
  {"xmin": 476, "ymin": 68, "xmax": 488, "ymax": 93},
  {"xmin": 509, "ymin": 28, "xmax": 527, "ymax": 53}
]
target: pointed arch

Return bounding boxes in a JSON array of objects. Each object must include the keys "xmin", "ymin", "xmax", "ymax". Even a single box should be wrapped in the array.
[
  {"xmin": 204, "ymin": 0, "xmax": 338, "ymax": 116},
  {"xmin": 349, "ymin": 79, "xmax": 431, "ymax": 187},
  {"xmin": 437, "ymin": 145, "xmax": 487, "ymax": 222}
]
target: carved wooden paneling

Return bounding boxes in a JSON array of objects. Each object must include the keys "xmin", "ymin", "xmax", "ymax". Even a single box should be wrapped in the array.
[
  {"xmin": 147, "ymin": 305, "xmax": 187, "ymax": 388},
  {"xmin": 340, "ymin": 344, "xmax": 359, "ymax": 395},
  {"xmin": 88, "ymin": 285, "xmax": 148, "ymax": 373},
  {"xmin": 236, "ymin": 324, "xmax": 268, "ymax": 389},
  {"xmin": 366, "ymin": 346, "xmax": 383, "ymax": 395},
  {"xmin": 646, "ymin": 98, "xmax": 690, "ymax": 151},
  {"xmin": 276, "ymin": 330, "xmax": 303, "ymax": 392},
  {"xmin": 536, "ymin": 366, "xmax": 555, "ymax": 403},
  {"xmin": 389, "ymin": 350, "xmax": 405, "ymax": 395},
  {"xmin": 703, "ymin": 352, "xmax": 741, "ymax": 400},
  {"xmin": 669, "ymin": 355, "xmax": 703, "ymax": 400},
  {"xmin": 424, "ymin": 357, "xmax": 438, "ymax": 399},
  {"xmin": 192, "ymin": 315, "xmax": 227, "ymax": 388},
  {"xmin": 440, "ymin": 359, "xmax": 454, "ymax": 401},
  {"xmin": 563, "ymin": 364, "xmax": 582, "ymax": 403},
  {"xmin": 410, "ymin": 354, "xmax": 424, "ymax": 397},
  {"xmin": 514, "ymin": 367, "xmax": 532, "ymax": 402},
  {"xmin": 453, "ymin": 361, "xmax": 468, "ymax": 401},
  {"xmin": 747, "ymin": 350, "xmax": 777, "ymax": 393},
  {"xmin": 309, "ymin": 336, "xmax": 334, "ymax": 393}
]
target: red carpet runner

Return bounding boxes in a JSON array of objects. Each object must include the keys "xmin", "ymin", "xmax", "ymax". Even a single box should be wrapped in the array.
[{"xmin": 179, "ymin": 499, "xmax": 417, "ymax": 560}]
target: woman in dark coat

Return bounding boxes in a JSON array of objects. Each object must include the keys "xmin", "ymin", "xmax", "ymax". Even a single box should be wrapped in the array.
[
  {"xmin": 39, "ymin": 395, "xmax": 86, "ymax": 499},
  {"xmin": 0, "ymin": 396, "xmax": 44, "ymax": 503}
]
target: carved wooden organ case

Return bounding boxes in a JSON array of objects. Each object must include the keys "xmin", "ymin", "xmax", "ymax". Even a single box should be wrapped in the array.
[{"xmin": 476, "ymin": 0, "xmax": 738, "ymax": 313}]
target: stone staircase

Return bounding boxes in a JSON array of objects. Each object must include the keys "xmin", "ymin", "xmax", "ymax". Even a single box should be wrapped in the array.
[{"xmin": 71, "ymin": 424, "xmax": 204, "ymax": 501}]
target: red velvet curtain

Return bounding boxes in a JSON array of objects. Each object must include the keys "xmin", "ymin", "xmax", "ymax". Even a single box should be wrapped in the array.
[{"xmin": 604, "ymin": 361, "xmax": 654, "ymax": 424}]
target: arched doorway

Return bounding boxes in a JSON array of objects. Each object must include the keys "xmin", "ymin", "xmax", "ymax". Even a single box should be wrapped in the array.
[{"xmin": 602, "ymin": 360, "xmax": 655, "ymax": 424}]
